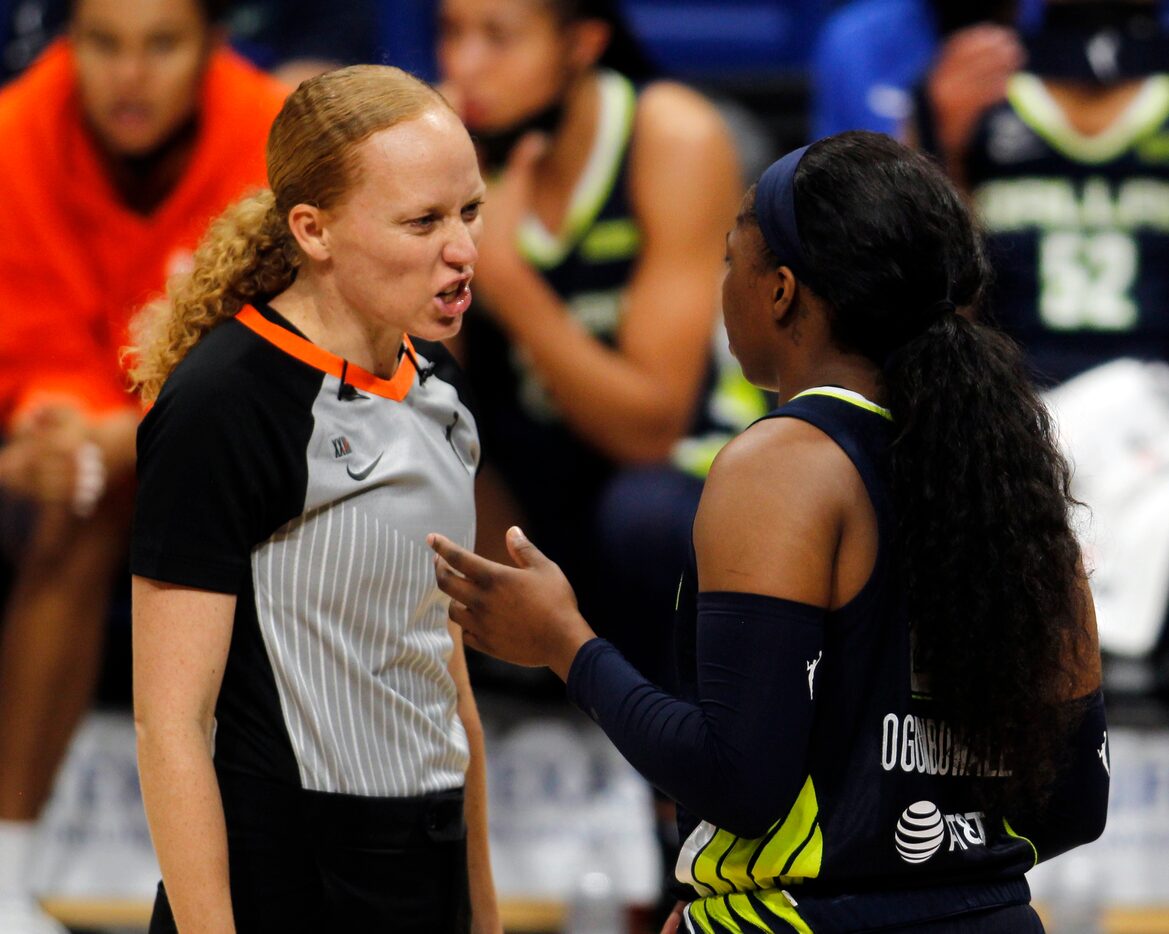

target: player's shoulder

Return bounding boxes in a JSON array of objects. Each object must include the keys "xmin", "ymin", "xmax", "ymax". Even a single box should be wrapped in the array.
[
  {"xmin": 627, "ymin": 78, "xmax": 738, "ymax": 222},
  {"xmin": 633, "ymin": 79, "xmax": 731, "ymax": 151},
  {"xmin": 707, "ymin": 416, "xmax": 853, "ymax": 502}
]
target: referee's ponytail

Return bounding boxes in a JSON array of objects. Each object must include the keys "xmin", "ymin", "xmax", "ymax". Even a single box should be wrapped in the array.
[
  {"xmin": 128, "ymin": 189, "xmax": 297, "ymax": 402},
  {"xmin": 127, "ymin": 64, "xmax": 453, "ymax": 402}
]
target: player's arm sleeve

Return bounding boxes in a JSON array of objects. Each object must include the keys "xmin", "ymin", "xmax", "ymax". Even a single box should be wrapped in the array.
[
  {"xmin": 566, "ymin": 591, "xmax": 824, "ymax": 839},
  {"xmin": 1006, "ymin": 689, "xmax": 1109, "ymax": 863},
  {"xmin": 131, "ymin": 377, "xmax": 294, "ymax": 594}
]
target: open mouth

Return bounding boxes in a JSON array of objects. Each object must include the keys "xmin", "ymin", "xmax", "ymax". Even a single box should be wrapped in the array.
[{"xmin": 435, "ymin": 278, "xmax": 472, "ymax": 317}]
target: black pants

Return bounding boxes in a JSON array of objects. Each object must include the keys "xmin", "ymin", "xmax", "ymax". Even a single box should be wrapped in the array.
[
  {"xmin": 149, "ymin": 771, "xmax": 470, "ymax": 933},
  {"xmin": 903, "ymin": 904, "xmax": 1045, "ymax": 932}
]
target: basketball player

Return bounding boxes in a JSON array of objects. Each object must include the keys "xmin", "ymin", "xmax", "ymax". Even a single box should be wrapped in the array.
[
  {"xmin": 0, "ymin": 2, "xmax": 285, "ymax": 931},
  {"xmin": 437, "ymin": 0, "xmax": 744, "ymax": 688},
  {"xmin": 431, "ymin": 133, "xmax": 1109, "ymax": 932},
  {"xmin": 129, "ymin": 67, "xmax": 497, "ymax": 932},
  {"xmin": 925, "ymin": 0, "xmax": 1169, "ymax": 384}
]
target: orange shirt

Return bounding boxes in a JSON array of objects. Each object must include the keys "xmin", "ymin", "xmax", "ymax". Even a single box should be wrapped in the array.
[{"xmin": 0, "ymin": 40, "xmax": 288, "ymax": 427}]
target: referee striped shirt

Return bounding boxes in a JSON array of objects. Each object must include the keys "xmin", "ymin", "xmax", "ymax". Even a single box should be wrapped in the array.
[{"xmin": 132, "ymin": 303, "xmax": 478, "ymax": 797}]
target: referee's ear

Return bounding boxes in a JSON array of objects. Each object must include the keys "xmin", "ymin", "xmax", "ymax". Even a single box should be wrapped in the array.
[{"xmin": 287, "ymin": 202, "xmax": 331, "ymax": 262}]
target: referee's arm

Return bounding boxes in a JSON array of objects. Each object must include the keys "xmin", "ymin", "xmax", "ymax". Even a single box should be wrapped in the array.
[
  {"xmin": 133, "ymin": 577, "xmax": 237, "ymax": 933},
  {"xmin": 448, "ymin": 620, "xmax": 501, "ymax": 933}
]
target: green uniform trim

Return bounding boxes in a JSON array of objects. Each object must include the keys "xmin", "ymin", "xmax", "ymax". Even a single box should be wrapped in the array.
[
  {"xmin": 686, "ymin": 889, "xmax": 813, "ymax": 934},
  {"xmin": 755, "ymin": 890, "xmax": 815, "ymax": 933},
  {"xmin": 689, "ymin": 899, "xmax": 718, "ymax": 934},
  {"xmin": 685, "ymin": 775, "xmax": 822, "ymax": 903},
  {"xmin": 747, "ymin": 776, "xmax": 823, "ymax": 885},
  {"xmin": 517, "ymin": 70, "xmax": 638, "ymax": 268},
  {"xmin": 791, "ymin": 387, "xmax": 893, "ymax": 421},
  {"xmin": 706, "ymin": 897, "xmax": 747, "ymax": 933},
  {"xmin": 580, "ymin": 217, "xmax": 641, "ymax": 262},
  {"xmin": 1007, "ymin": 73, "xmax": 1169, "ymax": 165},
  {"xmin": 1003, "ymin": 816, "xmax": 1038, "ymax": 868}
]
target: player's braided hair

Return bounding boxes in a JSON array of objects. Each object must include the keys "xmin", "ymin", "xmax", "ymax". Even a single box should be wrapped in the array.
[
  {"xmin": 128, "ymin": 64, "xmax": 449, "ymax": 402},
  {"xmin": 764, "ymin": 132, "xmax": 1091, "ymax": 816}
]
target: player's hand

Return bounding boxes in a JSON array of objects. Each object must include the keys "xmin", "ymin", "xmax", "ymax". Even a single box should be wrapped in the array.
[
  {"xmin": 468, "ymin": 132, "xmax": 548, "ymax": 320},
  {"xmin": 660, "ymin": 900, "xmax": 687, "ymax": 934},
  {"xmin": 0, "ymin": 404, "xmax": 105, "ymax": 513},
  {"xmin": 926, "ymin": 24, "xmax": 1025, "ymax": 169},
  {"xmin": 428, "ymin": 526, "xmax": 595, "ymax": 679}
]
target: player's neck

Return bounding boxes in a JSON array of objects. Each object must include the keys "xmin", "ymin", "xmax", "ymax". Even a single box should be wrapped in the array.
[
  {"xmin": 92, "ymin": 116, "xmax": 199, "ymax": 217},
  {"xmin": 1042, "ymin": 78, "xmax": 1147, "ymax": 138}
]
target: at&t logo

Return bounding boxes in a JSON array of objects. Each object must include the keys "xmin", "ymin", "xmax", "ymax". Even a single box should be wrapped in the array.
[{"xmin": 894, "ymin": 801, "xmax": 987, "ymax": 864}]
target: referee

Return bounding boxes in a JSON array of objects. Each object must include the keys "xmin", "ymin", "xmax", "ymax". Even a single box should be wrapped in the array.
[{"xmin": 129, "ymin": 65, "xmax": 497, "ymax": 932}]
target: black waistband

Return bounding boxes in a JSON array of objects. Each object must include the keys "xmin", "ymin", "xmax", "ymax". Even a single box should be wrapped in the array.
[
  {"xmin": 216, "ymin": 767, "xmax": 466, "ymax": 846},
  {"xmin": 789, "ymin": 876, "xmax": 1032, "ymax": 931}
]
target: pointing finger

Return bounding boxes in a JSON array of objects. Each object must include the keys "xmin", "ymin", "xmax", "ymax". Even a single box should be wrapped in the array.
[
  {"xmin": 427, "ymin": 533, "xmax": 496, "ymax": 586},
  {"xmin": 433, "ymin": 553, "xmax": 479, "ymax": 607}
]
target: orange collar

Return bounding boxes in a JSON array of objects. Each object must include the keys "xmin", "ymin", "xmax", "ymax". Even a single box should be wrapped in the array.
[{"xmin": 235, "ymin": 305, "xmax": 417, "ymax": 401}]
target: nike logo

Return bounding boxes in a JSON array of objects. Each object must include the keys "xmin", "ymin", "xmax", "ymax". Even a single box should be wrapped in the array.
[{"xmin": 346, "ymin": 452, "xmax": 384, "ymax": 481}]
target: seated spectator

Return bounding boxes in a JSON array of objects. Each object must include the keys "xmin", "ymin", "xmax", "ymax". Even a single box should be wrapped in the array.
[
  {"xmin": 436, "ymin": 0, "xmax": 745, "ymax": 691},
  {"xmin": 920, "ymin": 0, "xmax": 1169, "ymax": 384},
  {"xmin": 811, "ymin": 0, "xmax": 1034, "ymax": 140},
  {"xmin": 1, "ymin": 0, "xmax": 378, "ymax": 85},
  {"xmin": 0, "ymin": 1, "xmax": 285, "ymax": 930}
]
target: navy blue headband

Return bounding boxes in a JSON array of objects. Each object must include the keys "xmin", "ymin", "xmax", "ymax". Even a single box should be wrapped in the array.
[{"xmin": 755, "ymin": 144, "xmax": 812, "ymax": 284}]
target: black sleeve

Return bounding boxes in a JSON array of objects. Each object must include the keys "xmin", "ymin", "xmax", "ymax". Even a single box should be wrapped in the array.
[
  {"xmin": 1007, "ymin": 688, "xmax": 1110, "ymax": 863},
  {"xmin": 566, "ymin": 591, "xmax": 825, "ymax": 839},
  {"xmin": 131, "ymin": 367, "xmax": 308, "ymax": 594}
]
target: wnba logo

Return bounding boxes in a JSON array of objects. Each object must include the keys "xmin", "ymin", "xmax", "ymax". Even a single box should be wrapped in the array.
[{"xmin": 894, "ymin": 801, "xmax": 945, "ymax": 863}]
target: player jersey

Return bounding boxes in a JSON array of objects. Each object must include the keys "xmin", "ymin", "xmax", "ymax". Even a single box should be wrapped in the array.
[
  {"xmin": 463, "ymin": 68, "xmax": 643, "ymax": 498},
  {"xmin": 966, "ymin": 72, "xmax": 1169, "ymax": 385},
  {"xmin": 132, "ymin": 304, "xmax": 478, "ymax": 797},
  {"xmin": 0, "ymin": 40, "xmax": 287, "ymax": 426},
  {"xmin": 671, "ymin": 389, "xmax": 1035, "ymax": 933},
  {"xmin": 463, "ymin": 70, "xmax": 764, "ymax": 491}
]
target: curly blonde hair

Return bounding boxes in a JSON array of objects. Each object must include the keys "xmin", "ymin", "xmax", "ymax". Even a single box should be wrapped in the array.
[{"xmin": 128, "ymin": 65, "xmax": 450, "ymax": 402}]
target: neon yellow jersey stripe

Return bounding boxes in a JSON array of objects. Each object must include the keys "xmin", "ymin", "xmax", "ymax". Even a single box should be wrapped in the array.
[
  {"xmin": 726, "ymin": 893, "xmax": 775, "ymax": 932},
  {"xmin": 691, "ymin": 826, "xmax": 741, "ymax": 896},
  {"xmin": 1008, "ymin": 72, "xmax": 1169, "ymax": 164},
  {"xmin": 754, "ymin": 890, "xmax": 815, "ymax": 934},
  {"xmin": 791, "ymin": 387, "xmax": 892, "ymax": 421},
  {"xmin": 745, "ymin": 777, "xmax": 823, "ymax": 885},
  {"xmin": 682, "ymin": 776, "xmax": 822, "ymax": 907},
  {"xmin": 689, "ymin": 898, "xmax": 718, "ymax": 934},
  {"xmin": 1003, "ymin": 816, "xmax": 1038, "ymax": 868},
  {"xmin": 517, "ymin": 70, "xmax": 637, "ymax": 268},
  {"xmin": 705, "ymin": 897, "xmax": 746, "ymax": 933},
  {"xmin": 685, "ymin": 890, "xmax": 813, "ymax": 934}
]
